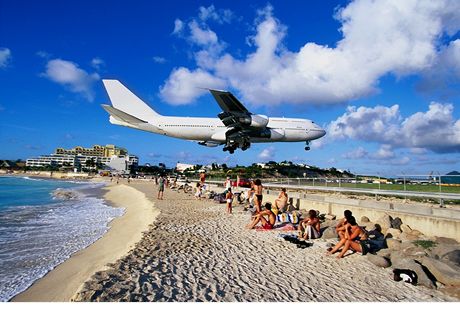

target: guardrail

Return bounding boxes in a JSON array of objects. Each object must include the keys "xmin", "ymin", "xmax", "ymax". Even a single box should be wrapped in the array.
[{"xmin": 193, "ymin": 178, "xmax": 460, "ymax": 206}]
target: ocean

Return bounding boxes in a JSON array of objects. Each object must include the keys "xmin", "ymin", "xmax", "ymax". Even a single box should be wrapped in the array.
[{"xmin": 0, "ymin": 176, "xmax": 124, "ymax": 301}]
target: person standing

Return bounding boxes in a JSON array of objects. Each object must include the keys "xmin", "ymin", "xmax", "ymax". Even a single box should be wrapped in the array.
[
  {"xmin": 200, "ymin": 172, "xmax": 206, "ymax": 185},
  {"xmin": 224, "ymin": 176, "xmax": 232, "ymax": 191},
  {"xmin": 226, "ymin": 188, "xmax": 233, "ymax": 214},
  {"xmin": 253, "ymin": 179, "xmax": 263, "ymax": 213},
  {"xmin": 157, "ymin": 175, "xmax": 165, "ymax": 200}
]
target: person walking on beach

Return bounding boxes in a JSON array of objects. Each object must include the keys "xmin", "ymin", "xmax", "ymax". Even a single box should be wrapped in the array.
[
  {"xmin": 226, "ymin": 188, "xmax": 233, "ymax": 214},
  {"xmin": 157, "ymin": 176, "xmax": 165, "ymax": 200},
  {"xmin": 298, "ymin": 209, "xmax": 321, "ymax": 240},
  {"xmin": 246, "ymin": 202, "xmax": 276, "ymax": 229},
  {"xmin": 253, "ymin": 179, "xmax": 263, "ymax": 213}
]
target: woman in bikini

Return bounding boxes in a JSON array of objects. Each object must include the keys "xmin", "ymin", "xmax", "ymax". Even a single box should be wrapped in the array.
[
  {"xmin": 253, "ymin": 179, "xmax": 263, "ymax": 213},
  {"xmin": 226, "ymin": 188, "xmax": 233, "ymax": 214},
  {"xmin": 326, "ymin": 216, "xmax": 367, "ymax": 258}
]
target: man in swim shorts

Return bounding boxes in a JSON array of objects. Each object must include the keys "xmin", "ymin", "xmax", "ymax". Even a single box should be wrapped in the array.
[{"xmin": 246, "ymin": 202, "xmax": 276, "ymax": 229}]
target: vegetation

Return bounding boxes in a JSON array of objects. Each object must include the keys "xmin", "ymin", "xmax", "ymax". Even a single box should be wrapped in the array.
[{"xmin": 413, "ymin": 240, "xmax": 437, "ymax": 250}]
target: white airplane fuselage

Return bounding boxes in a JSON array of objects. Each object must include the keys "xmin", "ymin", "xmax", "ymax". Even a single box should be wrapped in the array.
[{"xmin": 109, "ymin": 115, "xmax": 326, "ymax": 144}]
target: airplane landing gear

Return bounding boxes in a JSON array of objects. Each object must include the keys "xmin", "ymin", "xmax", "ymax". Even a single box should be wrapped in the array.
[{"xmin": 305, "ymin": 141, "xmax": 310, "ymax": 151}]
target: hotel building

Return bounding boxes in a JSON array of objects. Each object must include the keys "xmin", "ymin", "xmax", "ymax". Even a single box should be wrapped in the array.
[{"xmin": 26, "ymin": 144, "xmax": 138, "ymax": 172}]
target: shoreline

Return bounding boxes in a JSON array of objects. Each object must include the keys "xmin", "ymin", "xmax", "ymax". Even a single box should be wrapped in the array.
[{"xmin": 11, "ymin": 181, "xmax": 159, "ymax": 302}]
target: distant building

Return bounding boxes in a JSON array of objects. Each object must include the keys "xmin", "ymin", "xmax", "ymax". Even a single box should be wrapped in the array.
[
  {"xmin": 176, "ymin": 163, "xmax": 195, "ymax": 172},
  {"xmin": 26, "ymin": 144, "xmax": 137, "ymax": 173}
]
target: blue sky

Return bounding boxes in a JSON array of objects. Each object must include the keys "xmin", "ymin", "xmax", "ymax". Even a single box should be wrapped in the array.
[{"xmin": 0, "ymin": 0, "xmax": 459, "ymax": 176}]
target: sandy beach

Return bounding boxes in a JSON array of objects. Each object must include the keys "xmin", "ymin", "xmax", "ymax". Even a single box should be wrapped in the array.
[
  {"xmin": 12, "ymin": 181, "xmax": 159, "ymax": 302},
  {"xmin": 67, "ymin": 182, "xmax": 457, "ymax": 302}
]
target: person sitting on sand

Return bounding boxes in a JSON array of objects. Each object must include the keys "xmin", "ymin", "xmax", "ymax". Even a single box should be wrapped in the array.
[
  {"xmin": 246, "ymin": 202, "xmax": 276, "ymax": 230},
  {"xmin": 274, "ymin": 188, "xmax": 288, "ymax": 213},
  {"xmin": 298, "ymin": 209, "xmax": 321, "ymax": 240},
  {"xmin": 336, "ymin": 209, "xmax": 353, "ymax": 239},
  {"xmin": 226, "ymin": 188, "xmax": 233, "ymax": 214},
  {"xmin": 194, "ymin": 182, "xmax": 202, "ymax": 200},
  {"xmin": 327, "ymin": 216, "xmax": 367, "ymax": 258}
]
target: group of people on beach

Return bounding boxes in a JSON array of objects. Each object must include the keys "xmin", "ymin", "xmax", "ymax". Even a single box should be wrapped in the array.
[{"xmin": 156, "ymin": 174, "xmax": 382, "ymax": 259}]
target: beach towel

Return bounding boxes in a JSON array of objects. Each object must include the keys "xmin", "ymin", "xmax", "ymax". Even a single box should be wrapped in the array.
[
  {"xmin": 289, "ymin": 212, "xmax": 300, "ymax": 224},
  {"xmin": 277, "ymin": 213, "xmax": 290, "ymax": 223}
]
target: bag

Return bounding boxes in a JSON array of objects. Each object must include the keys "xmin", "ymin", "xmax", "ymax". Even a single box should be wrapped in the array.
[
  {"xmin": 393, "ymin": 269, "xmax": 418, "ymax": 285},
  {"xmin": 213, "ymin": 193, "xmax": 226, "ymax": 204},
  {"xmin": 289, "ymin": 212, "xmax": 300, "ymax": 224},
  {"xmin": 277, "ymin": 213, "xmax": 290, "ymax": 223}
]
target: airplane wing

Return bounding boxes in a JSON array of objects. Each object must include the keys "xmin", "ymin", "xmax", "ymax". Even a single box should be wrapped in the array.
[{"xmin": 209, "ymin": 89, "xmax": 269, "ymax": 152}]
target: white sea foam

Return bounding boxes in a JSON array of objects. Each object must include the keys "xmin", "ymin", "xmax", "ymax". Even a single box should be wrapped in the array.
[{"xmin": 0, "ymin": 185, "xmax": 124, "ymax": 301}]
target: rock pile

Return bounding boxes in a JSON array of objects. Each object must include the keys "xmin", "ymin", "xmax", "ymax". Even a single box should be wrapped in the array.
[
  {"xmin": 321, "ymin": 212, "xmax": 460, "ymax": 298},
  {"xmin": 52, "ymin": 189, "xmax": 78, "ymax": 200}
]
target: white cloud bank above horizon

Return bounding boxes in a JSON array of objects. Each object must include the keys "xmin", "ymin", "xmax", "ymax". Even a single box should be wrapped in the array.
[
  {"xmin": 327, "ymin": 102, "xmax": 460, "ymax": 153},
  {"xmin": 42, "ymin": 59, "xmax": 100, "ymax": 102},
  {"xmin": 160, "ymin": 1, "xmax": 460, "ymax": 106}
]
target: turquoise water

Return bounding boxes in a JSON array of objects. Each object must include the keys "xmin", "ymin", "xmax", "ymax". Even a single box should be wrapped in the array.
[{"xmin": 0, "ymin": 176, "xmax": 124, "ymax": 301}]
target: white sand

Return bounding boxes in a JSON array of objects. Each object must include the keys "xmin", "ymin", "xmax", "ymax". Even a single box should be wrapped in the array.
[
  {"xmin": 12, "ymin": 182, "xmax": 159, "ymax": 302},
  {"xmin": 73, "ymin": 184, "xmax": 457, "ymax": 302}
]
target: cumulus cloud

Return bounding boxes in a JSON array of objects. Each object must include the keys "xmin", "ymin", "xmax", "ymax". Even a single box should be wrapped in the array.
[
  {"xmin": 159, "ymin": 67, "xmax": 226, "ymax": 105},
  {"xmin": 172, "ymin": 19, "xmax": 184, "ymax": 35},
  {"xmin": 342, "ymin": 147, "xmax": 368, "ymax": 159},
  {"xmin": 258, "ymin": 146, "xmax": 276, "ymax": 161},
  {"xmin": 161, "ymin": 0, "xmax": 460, "ymax": 105},
  {"xmin": 328, "ymin": 102, "xmax": 460, "ymax": 153},
  {"xmin": 198, "ymin": 5, "xmax": 234, "ymax": 24},
  {"xmin": 0, "ymin": 48, "xmax": 12, "ymax": 68},
  {"xmin": 42, "ymin": 59, "xmax": 100, "ymax": 101}
]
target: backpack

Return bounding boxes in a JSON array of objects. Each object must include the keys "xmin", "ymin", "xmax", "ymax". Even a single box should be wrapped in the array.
[{"xmin": 393, "ymin": 269, "xmax": 418, "ymax": 285}]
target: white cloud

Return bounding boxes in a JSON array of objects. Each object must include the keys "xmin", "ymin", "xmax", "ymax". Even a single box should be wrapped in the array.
[
  {"xmin": 172, "ymin": 19, "xmax": 184, "ymax": 35},
  {"xmin": 0, "ymin": 48, "xmax": 12, "ymax": 68},
  {"xmin": 159, "ymin": 67, "xmax": 226, "ymax": 105},
  {"xmin": 42, "ymin": 59, "xmax": 100, "ymax": 101},
  {"xmin": 198, "ymin": 5, "xmax": 234, "ymax": 24},
  {"xmin": 153, "ymin": 56, "xmax": 166, "ymax": 64},
  {"xmin": 327, "ymin": 102, "xmax": 460, "ymax": 153},
  {"xmin": 258, "ymin": 146, "xmax": 276, "ymax": 161},
  {"xmin": 371, "ymin": 144, "xmax": 395, "ymax": 159},
  {"xmin": 342, "ymin": 147, "xmax": 368, "ymax": 159},
  {"xmin": 188, "ymin": 20, "xmax": 218, "ymax": 46},
  {"xmin": 162, "ymin": 0, "xmax": 460, "ymax": 105},
  {"xmin": 36, "ymin": 50, "xmax": 51, "ymax": 59},
  {"xmin": 91, "ymin": 57, "xmax": 105, "ymax": 70}
]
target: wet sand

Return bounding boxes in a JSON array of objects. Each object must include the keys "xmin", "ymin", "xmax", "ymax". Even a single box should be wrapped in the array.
[{"xmin": 12, "ymin": 182, "xmax": 159, "ymax": 302}]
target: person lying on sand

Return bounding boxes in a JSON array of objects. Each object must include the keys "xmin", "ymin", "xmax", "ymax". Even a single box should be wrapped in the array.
[
  {"xmin": 327, "ymin": 216, "xmax": 367, "ymax": 258},
  {"xmin": 246, "ymin": 202, "xmax": 276, "ymax": 230},
  {"xmin": 298, "ymin": 209, "xmax": 321, "ymax": 240}
]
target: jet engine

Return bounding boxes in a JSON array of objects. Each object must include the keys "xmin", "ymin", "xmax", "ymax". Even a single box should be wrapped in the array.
[
  {"xmin": 198, "ymin": 141, "xmax": 221, "ymax": 147},
  {"xmin": 238, "ymin": 114, "xmax": 269, "ymax": 128}
]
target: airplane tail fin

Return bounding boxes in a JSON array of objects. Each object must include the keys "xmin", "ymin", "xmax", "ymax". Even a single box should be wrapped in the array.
[{"xmin": 102, "ymin": 79, "xmax": 161, "ymax": 121}]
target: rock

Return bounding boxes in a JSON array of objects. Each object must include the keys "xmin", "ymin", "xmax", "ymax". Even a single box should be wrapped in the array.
[
  {"xmin": 360, "ymin": 216, "xmax": 370, "ymax": 223},
  {"xmin": 52, "ymin": 189, "xmax": 78, "ymax": 200},
  {"xmin": 421, "ymin": 257, "xmax": 460, "ymax": 286},
  {"xmin": 325, "ymin": 214, "xmax": 336, "ymax": 220},
  {"xmin": 441, "ymin": 250, "xmax": 460, "ymax": 267},
  {"xmin": 376, "ymin": 248, "xmax": 392, "ymax": 259},
  {"xmin": 321, "ymin": 226, "xmax": 338, "ymax": 239},
  {"xmin": 368, "ymin": 254, "xmax": 391, "ymax": 268},
  {"xmin": 391, "ymin": 254, "xmax": 436, "ymax": 289},
  {"xmin": 400, "ymin": 224, "xmax": 412, "ymax": 234},
  {"xmin": 410, "ymin": 229, "xmax": 423, "ymax": 237},
  {"xmin": 434, "ymin": 237, "xmax": 459, "ymax": 245},
  {"xmin": 385, "ymin": 228, "xmax": 402, "ymax": 239},
  {"xmin": 390, "ymin": 217, "xmax": 403, "ymax": 230},
  {"xmin": 401, "ymin": 244, "xmax": 428, "ymax": 258},
  {"xmin": 376, "ymin": 214, "xmax": 392, "ymax": 233},
  {"xmin": 429, "ymin": 244, "xmax": 460, "ymax": 260},
  {"xmin": 386, "ymin": 238, "xmax": 402, "ymax": 251},
  {"xmin": 399, "ymin": 232, "xmax": 419, "ymax": 241}
]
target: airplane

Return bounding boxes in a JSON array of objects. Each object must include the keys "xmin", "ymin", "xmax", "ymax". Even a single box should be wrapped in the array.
[{"xmin": 101, "ymin": 79, "xmax": 326, "ymax": 154}]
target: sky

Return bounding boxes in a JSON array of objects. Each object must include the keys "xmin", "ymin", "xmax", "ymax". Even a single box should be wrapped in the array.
[{"xmin": 0, "ymin": 0, "xmax": 459, "ymax": 177}]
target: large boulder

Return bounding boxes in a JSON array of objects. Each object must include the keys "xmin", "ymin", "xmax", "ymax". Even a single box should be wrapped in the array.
[
  {"xmin": 429, "ymin": 244, "xmax": 460, "ymax": 260},
  {"xmin": 376, "ymin": 214, "xmax": 392, "ymax": 232},
  {"xmin": 325, "ymin": 214, "xmax": 336, "ymax": 220},
  {"xmin": 368, "ymin": 254, "xmax": 391, "ymax": 268},
  {"xmin": 442, "ymin": 250, "xmax": 460, "ymax": 267},
  {"xmin": 434, "ymin": 237, "xmax": 459, "ymax": 245},
  {"xmin": 391, "ymin": 254, "xmax": 436, "ymax": 289},
  {"xmin": 360, "ymin": 216, "xmax": 370, "ymax": 223},
  {"xmin": 399, "ymin": 232, "xmax": 419, "ymax": 242},
  {"xmin": 386, "ymin": 238, "xmax": 402, "ymax": 251},
  {"xmin": 385, "ymin": 228, "xmax": 402, "ymax": 239},
  {"xmin": 321, "ymin": 226, "xmax": 338, "ymax": 239},
  {"xmin": 400, "ymin": 224, "xmax": 412, "ymax": 234},
  {"xmin": 376, "ymin": 248, "xmax": 392, "ymax": 259},
  {"xmin": 421, "ymin": 257, "xmax": 460, "ymax": 286},
  {"xmin": 401, "ymin": 244, "xmax": 428, "ymax": 259},
  {"xmin": 390, "ymin": 217, "xmax": 403, "ymax": 230}
]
